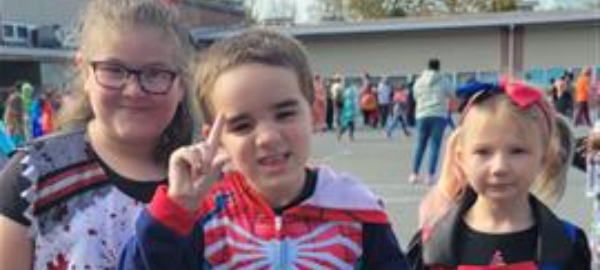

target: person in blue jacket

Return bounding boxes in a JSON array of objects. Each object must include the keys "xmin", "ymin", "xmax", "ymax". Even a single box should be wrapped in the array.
[{"xmin": 118, "ymin": 29, "xmax": 410, "ymax": 270}]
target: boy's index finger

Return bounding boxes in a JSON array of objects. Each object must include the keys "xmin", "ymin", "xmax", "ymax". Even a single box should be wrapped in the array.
[{"xmin": 206, "ymin": 113, "xmax": 225, "ymax": 150}]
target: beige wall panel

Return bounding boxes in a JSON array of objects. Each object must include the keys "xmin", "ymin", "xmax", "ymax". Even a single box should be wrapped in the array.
[
  {"xmin": 523, "ymin": 23, "xmax": 600, "ymax": 69},
  {"xmin": 300, "ymin": 29, "xmax": 501, "ymax": 77}
]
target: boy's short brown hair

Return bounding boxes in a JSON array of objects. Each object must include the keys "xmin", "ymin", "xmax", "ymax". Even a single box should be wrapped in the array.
[{"xmin": 195, "ymin": 29, "xmax": 315, "ymax": 123}]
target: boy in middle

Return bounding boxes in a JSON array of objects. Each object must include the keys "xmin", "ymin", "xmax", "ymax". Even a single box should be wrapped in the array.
[{"xmin": 119, "ymin": 29, "xmax": 410, "ymax": 270}]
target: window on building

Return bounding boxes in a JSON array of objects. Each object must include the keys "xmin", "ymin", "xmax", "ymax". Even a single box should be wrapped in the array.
[
  {"xmin": 386, "ymin": 76, "xmax": 407, "ymax": 89},
  {"xmin": 456, "ymin": 71, "xmax": 477, "ymax": 86},
  {"xmin": 442, "ymin": 73, "xmax": 456, "ymax": 88},
  {"xmin": 16, "ymin": 26, "xmax": 28, "ymax": 39},
  {"xmin": 525, "ymin": 69, "xmax": 545, "ymax": 86},
  {"xmin": 478, "ymin": 71, "xmax": 499, "ymax": 83},
  {"xmin": 369, "ymin": 76, "xmax": 382, "ymax": 86},
  {"xmin": 546, "ymin": 67, "xmax": 567, "ymax": 81},
  {"xmin": 570, "ymin": 67, "xmax": 582, "ymax": 79},
  {"xmin": 345, "ymin": 76, "xmax": 362, "ymax": 89},
  {"xmin": 3, "ymin": 25, "xmax": 14, "ymax": 37}
]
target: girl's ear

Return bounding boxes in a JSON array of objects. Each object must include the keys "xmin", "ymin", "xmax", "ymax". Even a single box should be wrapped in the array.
[
  {"xmin": 75, "ymin": 52, "xmax": 91, "ymax": 82},
  {"xmin": 437, "ymin": 131, "xmax": 466, "ymax": 199},
  {"xmin": 453, "ymin": 147, "xmax": 466, "ymax": 180},
  {"xmin": 541, "ymin": 142, "xmax": 559, "ymax": 172},
  {"xmin": 76, "ymin": 52, "xmax": 94, "ymax": 94},
  {"xmin": 75, "ymin": 52, "xmax": 85, "ymax": 70},
  {"xmin": 451, "ymin": 141, "xmax": 464, "ymax": 176},
  {"xmin": 454, "ymin": 145, "xmax": 463, "ymax": 166}
]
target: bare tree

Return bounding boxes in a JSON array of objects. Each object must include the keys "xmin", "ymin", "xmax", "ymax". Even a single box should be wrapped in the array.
[
  {"xmin": 491, "ymin": 0, "xmax": 517, "ymax": 12},
  {"xmin": 311, "ymin": 0, "xmax": 347, "ymax": 22},
  {"xmin": 246, "ymin": 0, "xmax": 296, "ymax": 25},
  {"xmin": 436, "ymin": 0, "xmax": 516, "ymax": 13},
  {"xmin": 307, "ymin": 0, "xmax": 518, "ymax": 22},
  {"xmin": 346, "ymin": 0, "xmax": 388, "ymax": 20}
]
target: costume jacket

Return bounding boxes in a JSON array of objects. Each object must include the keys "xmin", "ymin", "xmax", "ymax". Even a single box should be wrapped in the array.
[
  {"xmin": 119, "ymin": 167, "xmax": 410, "ymax": 270},
  {"xmin": 2, "ymin": 128, "xmax": 151, "ymax": 270},
  {"xmin": 407, "ymin": 193, "xmax": 591, "ymax": 270}
]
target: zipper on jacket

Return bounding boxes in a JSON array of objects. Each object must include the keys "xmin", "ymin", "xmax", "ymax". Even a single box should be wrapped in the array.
[{"xmin": 275, "ymin": 216, "xmax": 282, "ymax": 232}]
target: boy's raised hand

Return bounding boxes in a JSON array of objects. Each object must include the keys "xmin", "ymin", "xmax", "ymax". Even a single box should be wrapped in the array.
[{"xmin": 167, "ymin": 114, "xmax": 229, "ymax": 212}]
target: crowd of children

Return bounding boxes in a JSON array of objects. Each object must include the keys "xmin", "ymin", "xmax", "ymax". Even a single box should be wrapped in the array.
[
  {"xmin": 0, "ymin": 82, "xmax": 61, "ymax": 154},
  {"xmin": 315, "ymin": 71, "xmax": 415, "ymax": 142}
]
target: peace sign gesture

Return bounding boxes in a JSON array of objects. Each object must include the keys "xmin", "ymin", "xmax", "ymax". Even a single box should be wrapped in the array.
[{"xmin": 167, "ymin": 114, "xmax": 229, "ymax": 212}]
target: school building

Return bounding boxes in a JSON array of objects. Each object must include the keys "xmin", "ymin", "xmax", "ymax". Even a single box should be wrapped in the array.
[
  {"xmin": 0, "ymin": 0, "xmax": 244, "ymax": 90},
  {"xmin": 196, "ymin": 10, "xmax": 600, "ymax": 89},
  {"xmin": 2, "ymin": 3, "xmax": 598, "ymax": 91}
]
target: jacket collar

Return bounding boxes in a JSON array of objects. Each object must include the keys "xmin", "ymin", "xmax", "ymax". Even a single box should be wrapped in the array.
[{"xmin": 422, "ymin": 191, "xmax": 573, "ymax": 267}]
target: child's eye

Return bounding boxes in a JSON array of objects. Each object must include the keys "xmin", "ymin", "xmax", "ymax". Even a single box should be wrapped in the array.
[
  {"xmin": 510, "ymin": 147, "xmax": 528, "ymax": 155},
  {"xmin": 473, "ymin": 148, "xmax": 490, "ymax": 156},
  {"xmin": 276, "ymin": 110, "xmax": 296, "ymax": 121},
  {"xmin": 228, "ymin": 122, "xmax": 253, "ymax": 134}
]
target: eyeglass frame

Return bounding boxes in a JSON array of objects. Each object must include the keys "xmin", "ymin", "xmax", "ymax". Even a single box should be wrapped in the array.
[{"xmin": 89, "ymin": 61, "xmax": 179, "ymax": 95}]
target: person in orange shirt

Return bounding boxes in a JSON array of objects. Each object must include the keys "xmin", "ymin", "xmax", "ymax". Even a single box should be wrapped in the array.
[{"xmin": 574, "ymin": 67, "xmax": 592, "ymax": 127}]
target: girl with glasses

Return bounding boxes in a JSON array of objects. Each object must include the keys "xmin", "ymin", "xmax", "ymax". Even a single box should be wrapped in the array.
[{"xmin": 0, "ymin": 0, "xmax": 198, "ymax": 269}]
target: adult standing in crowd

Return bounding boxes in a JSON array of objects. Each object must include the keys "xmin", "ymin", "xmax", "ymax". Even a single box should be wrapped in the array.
[
  {"xmin": 552, "ymin": 75, "xmax": 573, "ymax": 118},
  {"xmin": 324, "ymin": 76, "xmax": 335, "ymax": 131},
  {"xmin": 0, "ymin": 0, "xmax": 197, "ymax": 269},
  {"xmin": 330, "ymin": 74, "xmax": 345, "ymax": 129},
  {"xmin": 574, "ymin": 67, "xmax": 592, "ymax": 127},
  {"xmin": 409, "ymin": 58, "xmax": 454, "ymax": 185},
  {"xmin": 377, "ymin": 77, "xmax": 393, "ymax": 128}
]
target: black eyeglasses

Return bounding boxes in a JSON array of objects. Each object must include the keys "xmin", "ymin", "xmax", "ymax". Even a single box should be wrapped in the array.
[{"xmin": 90, "ymin": 61, "xmax": 179, "ymax": 95}]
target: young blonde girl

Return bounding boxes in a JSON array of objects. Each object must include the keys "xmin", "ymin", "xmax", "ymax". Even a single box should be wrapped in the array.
[
  {"xmin": 408, "ymin": 79, "xmax": 591, "ymax": 270},
  {"xmin": 418, "ymin": 113, "xmax": 575, "ymax": 229}
]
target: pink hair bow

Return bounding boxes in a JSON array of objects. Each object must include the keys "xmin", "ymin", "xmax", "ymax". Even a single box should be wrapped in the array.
[
  {"xmin": 499, "ymin": 77, "xmax": 545, "ymax": 109},
  {"xmin": 460, "ymin": 76, "xmax": 554, "ymax": 134}
]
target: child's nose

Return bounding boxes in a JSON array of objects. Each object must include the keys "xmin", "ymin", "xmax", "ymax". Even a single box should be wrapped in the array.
[
  {"xmin": 490, "ymin": 154, "xmax": 509, "ymax": 176},
  {"xmin": 122, "ymin": 76, "xmax": 145, "ymax": 97},
  {"xmin": 255, "ymin": 122, "xmax": 282, "ymax": 146}
]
